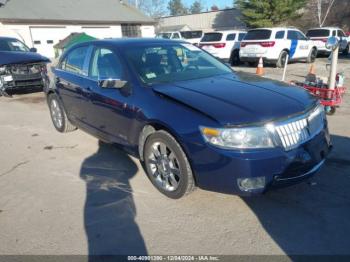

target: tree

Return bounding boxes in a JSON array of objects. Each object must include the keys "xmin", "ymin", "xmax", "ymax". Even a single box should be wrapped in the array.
[
  {"xmin": 190, "ymin": 1, "xmax": 203, "ymax": 14},
  {"xmin": 309, "ymin": 0, "xmax": 336, "ymax": 27},
  {"xmin": 236, "ymin": 0, "xmax": 306, "ymax": 28},
  {"xmin": 168, "ymin": 0, "xmax": 188, "ymax": 16},
  {"xmin": 211, "ymin": 5, "xmax": 219, "ymax": 11},
  {"xmin": 126, "ymin": 0, "xmax": 167, "ymax": 18}
]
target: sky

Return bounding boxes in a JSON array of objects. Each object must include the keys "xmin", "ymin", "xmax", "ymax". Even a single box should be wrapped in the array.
[{"xmin": 184, "ymin": 0, "xmax": 234, "ymax": 10}]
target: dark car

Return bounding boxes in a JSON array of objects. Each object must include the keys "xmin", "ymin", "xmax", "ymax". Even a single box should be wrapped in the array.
[
  {"xmin": 0, "ymin": 37, "xmax": 50, "ymax": 97},
  {"xmin": 46, "ymin": 38, "xmax": 331, "ymax": 199}
]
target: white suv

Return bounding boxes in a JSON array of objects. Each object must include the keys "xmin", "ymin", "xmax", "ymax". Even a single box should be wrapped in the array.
[
  {"xmin": 240, "ymin": 27, "xmax": 318, "ymax": 68},
  {"xmin": 199, "ymin": 30, "xmax": 247, "ymax": 65},
  {"xmin": 306, "ymin": 27, "xmax": 349, "ymax": 55},
  {"xmin": 156, "ymin": 31, "xmax": 203, "ymax": 45}
]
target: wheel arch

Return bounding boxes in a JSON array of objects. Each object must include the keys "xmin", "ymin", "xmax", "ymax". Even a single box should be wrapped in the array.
[{"xmin": 138, "ymin": 122, "xmax": 198, "ymax": 185}]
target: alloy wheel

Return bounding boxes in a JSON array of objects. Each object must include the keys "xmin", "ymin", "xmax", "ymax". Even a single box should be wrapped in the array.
[
  {"xmin": 147, "ymin": 141, "xmax": 181, "ymax": 192},
  {"xmin": 50, "ymin": 99, "xmax": 63, "ymax": 129}
]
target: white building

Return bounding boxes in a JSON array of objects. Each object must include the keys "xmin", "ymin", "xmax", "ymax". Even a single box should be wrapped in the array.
[{"xmin": 0, "ymin": 0, "xmax": 156, "ymax": 58}]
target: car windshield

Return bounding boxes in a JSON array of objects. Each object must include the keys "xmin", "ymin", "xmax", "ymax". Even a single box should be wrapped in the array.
[
  {"xmin": 156, "ymin": 33, "xmax": 172, "ymax": 39},
  {"xmin": 180, "ymin": 31, "xmax": 203, "ymax": 39},
  {"xmin": 201, "ymin": 33, "xmax": 223, "ymax": 42},
  {"xmin": 244, "ymin": 30, "xmax": 272, "ymax": 40},
  {"xmin": 0, "ymin": 38, "xmax": 30, "ymax": 52},
  {"xmin": 306, "ymin": 29, "xmax": 330, "ymax": 37},
  {"xmin": 125, "ymin": 43, "xmax": 232, "ymax": 85}
]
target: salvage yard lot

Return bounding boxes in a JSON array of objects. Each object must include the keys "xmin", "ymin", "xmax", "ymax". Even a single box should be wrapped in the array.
[{"xmin": 0, "ymin": 57, "xmax": 350, "ymax": 256}]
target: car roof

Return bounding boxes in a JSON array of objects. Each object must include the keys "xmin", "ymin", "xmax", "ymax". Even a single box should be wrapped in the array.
[
  {"xmin": 206, "ymin": 30, "xmax": 246, "ymax": 34},
  {"xmin": 0, "ymin": 36, "xmax": 19, "ymax": 41},
  {"xmin": 71, "ymin": 38, "xmax": 187, "ymax": 48},
  {"xmin": 247, "ymin": 27, "xmax": 300, "ymax": 31},
  {"xmin": 308, "ymin": 27, "xmax": 342, "ymax": 30}
]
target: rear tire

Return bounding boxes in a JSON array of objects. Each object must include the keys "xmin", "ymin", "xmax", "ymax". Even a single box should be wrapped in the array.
[
  {"xmin": 48, "ymin": 93, "xmax": 77, "ymax": 133},
  {"xmin": 276, "ymin": 50, "xmax": 289, "ymax": 68},
  {"xmin": 342, "ymin": 45, "xmax": 349, "ymax": 56},
  {"xmin": 307, "ymin": 48, "xmax": 317, "ymax": 63},
  {"xmin": 143, "ymin": 130, "xmax": 195, "ymax": 199}
]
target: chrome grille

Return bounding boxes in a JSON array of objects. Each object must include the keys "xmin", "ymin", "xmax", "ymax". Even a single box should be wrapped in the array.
[{"xmin": 275, "ymin": 106, "xmax": 325, "ymax": 151}]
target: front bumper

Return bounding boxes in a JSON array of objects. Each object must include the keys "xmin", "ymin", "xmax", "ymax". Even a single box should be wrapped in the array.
[
  {"xmin": 186, "ymin": 128, "xmax": 331, "ymax": 196},
  {"xmin": 0, "ymin": 72, "xmax": 47, "ymax": 96}
]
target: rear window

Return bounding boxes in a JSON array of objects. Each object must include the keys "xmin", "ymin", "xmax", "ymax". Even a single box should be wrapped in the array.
[
  {"xmin": 180, "ymin": 31, "xmax": 203, "ymax": 39},
  {"xmin": 306, "ymin": 29, "xmax": 330, "ymax": 37},
  {"xmin": 244, "ymin": 30, "xmax": 272, "ymax": 40},
  {"xmin": 201, "ymin": 33, "xmax": 223, "ymax": 42}
]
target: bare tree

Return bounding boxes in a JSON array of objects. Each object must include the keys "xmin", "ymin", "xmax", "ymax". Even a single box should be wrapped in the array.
[
  {"xmin": 310, "ymin": 0, "xmax": 336, "ymax": 27},
  {"xmin": 126, "ymin": 0, "xmax": 167, "ymax": 18}
]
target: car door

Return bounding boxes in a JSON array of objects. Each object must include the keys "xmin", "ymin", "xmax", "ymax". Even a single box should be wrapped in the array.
[
  {"xmin": 287, "ymin": 30, "xmax": 307, "ymax": 59},
  {"xmin": 54, "ymin": 45, "xmax": 90, "ymax": 122},
  {"xmin": 82, "ymin": 46, "xmax": 134, "ymax": 145},
  {"xmin": 296, "ymin": 30, "xmax": 311, "ymax": 58},
  {"xmin": 337, "ymin": 30, "xmax": 348, "ymax": 51}
]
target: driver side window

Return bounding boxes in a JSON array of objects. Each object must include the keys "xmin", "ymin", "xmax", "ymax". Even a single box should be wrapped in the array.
[{"xmin": 89, "ymin": 47, "xmax": 123, "ymax": 80}]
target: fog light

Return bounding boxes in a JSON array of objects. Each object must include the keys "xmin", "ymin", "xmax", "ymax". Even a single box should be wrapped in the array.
[{"xmin": 237, "ymin": 177, "xmax": 266, "ymax": 191}]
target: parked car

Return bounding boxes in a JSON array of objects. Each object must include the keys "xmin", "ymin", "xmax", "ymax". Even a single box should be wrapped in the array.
[
  {"xmin": 0, "ymin": 37, "xmax": 50, "ymax": 97},
  {"xmin": 156, "ymin": 30, "xmax": 203, "ymax": 45},
  {"xmin": 46, "ymin": 38, "xmax": 331, "ymax": 199},
  {"xmin": 240, "ymin": 27, "xmax": 318, "ymax": 68},
  {"xmin": 199, "ymin": 30, "xmax": 246, "ymax": 65},
  {"xmin": 306, "ymin": 27, "xmax": 349, "ymax": 55}
]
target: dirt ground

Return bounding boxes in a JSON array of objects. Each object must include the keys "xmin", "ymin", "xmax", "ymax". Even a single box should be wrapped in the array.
[{"xmin": 0, "ymin": 56, "xmax": 349, "ymax": 257}]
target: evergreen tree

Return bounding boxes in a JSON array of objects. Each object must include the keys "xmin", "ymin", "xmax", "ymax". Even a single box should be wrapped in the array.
[
  {"xmin": 168, "ymin": 0, "xmax": 188, "ymax": 16},
  {"xmin": 190, "ymin": 1, "xmax": 203, "ymax": 14},
  {"xmin": 236, "ymin": 0, "xmax": 306, "ymax": 28}
]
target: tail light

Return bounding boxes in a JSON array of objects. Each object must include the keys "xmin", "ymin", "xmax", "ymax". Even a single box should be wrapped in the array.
[
  {"xmin": 260, "ymin": 41, "xmax": 275, "ymax": 47},
  {"xmin": 199, "ymin": 43, "xmax": 226, "ymax": 48},
  {"xmin": 241, "ymin": 41, "xmax": 275, "ymax": 48},
  {"xmin": 213, "ymin": 43, "xmax": 226, "ymax": 48}
]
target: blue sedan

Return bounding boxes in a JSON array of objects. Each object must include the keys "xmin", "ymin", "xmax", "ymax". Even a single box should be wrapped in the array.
[{"xmin": 46, "ymin": 38, "xmax": 331, "ymax": 198}]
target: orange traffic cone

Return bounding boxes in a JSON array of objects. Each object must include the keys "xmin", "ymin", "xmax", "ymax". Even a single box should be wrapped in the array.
[
  {"xmin": 309, "ymin": 63, "xmax": 316, "ymax": 75},
  {"xmin": 256, "ymin": 57, "xmax": 264, "ymax": 76}
]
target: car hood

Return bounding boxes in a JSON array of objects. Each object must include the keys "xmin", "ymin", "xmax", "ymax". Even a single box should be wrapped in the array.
[
  {"xmin": 0, "ymin": 51, "xmax": 50, "ymax": 66},
  {"xmin": 152, "ymin": 72, "xmax": 318, "ymax": 126}
]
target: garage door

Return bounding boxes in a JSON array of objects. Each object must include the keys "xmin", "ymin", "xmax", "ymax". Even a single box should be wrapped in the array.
[{"xmin": 30, "ymin": 27, "xmax": 70, "ymax": 58}]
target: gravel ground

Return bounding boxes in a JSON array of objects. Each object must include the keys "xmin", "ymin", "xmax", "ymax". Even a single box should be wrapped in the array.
[{"xmin": 0, "ymin": 57, "xmax": 349, "ymax": 257}]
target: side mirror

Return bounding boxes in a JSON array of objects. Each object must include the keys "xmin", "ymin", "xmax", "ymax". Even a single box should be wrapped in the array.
[
  {"xmin": 30, "ymin": 48, "xmax": 37, "ymax": 53},
  {"xmin": 326, "ymin": 36, "xmax": 339, "ymax": 51},
  {"xmin": 98, "ymin": 78, "xmax": 128, "ymax": 89}
]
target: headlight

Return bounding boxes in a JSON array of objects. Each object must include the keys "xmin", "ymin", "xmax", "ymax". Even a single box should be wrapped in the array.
[{"xmin": 200, "ymin": 125, "xmax": 275, "ymax": 149}]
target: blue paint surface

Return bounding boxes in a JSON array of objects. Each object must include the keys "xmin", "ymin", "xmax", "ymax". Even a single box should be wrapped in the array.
[{"xmin": 290, "ymin": 40, "xmax": 298, "ymax": 58}]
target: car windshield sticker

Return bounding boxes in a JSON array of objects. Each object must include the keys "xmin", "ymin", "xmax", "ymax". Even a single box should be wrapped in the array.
[
  {"xmin": 146, "ymin": 73, "xmax": 156, "ymax": 79},
  {"xmin": 182, "ymin": 44, "xmax": 201, "ymax": 52}
]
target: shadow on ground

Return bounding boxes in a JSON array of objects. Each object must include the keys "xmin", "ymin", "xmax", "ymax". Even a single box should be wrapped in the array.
[
  {"xmin": 80, "ymin": 141, "xmax": 147, "ymax": 258},
  {"xmin": 243, "ymin": 134, "xmax": 350, "ymax": 255}
]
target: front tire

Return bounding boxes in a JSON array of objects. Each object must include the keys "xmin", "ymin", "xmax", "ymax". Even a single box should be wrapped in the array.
[
  {"xmin": 143, "ymin": 130, "xmax": 195, "ymax": 199},
  {"xmin": 307, "ymin": 48, "xmax": 317, "ymax": 63},
  {"xmin": 48, "ymin": 94, "xmax": 77, "ymax": 133}
]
